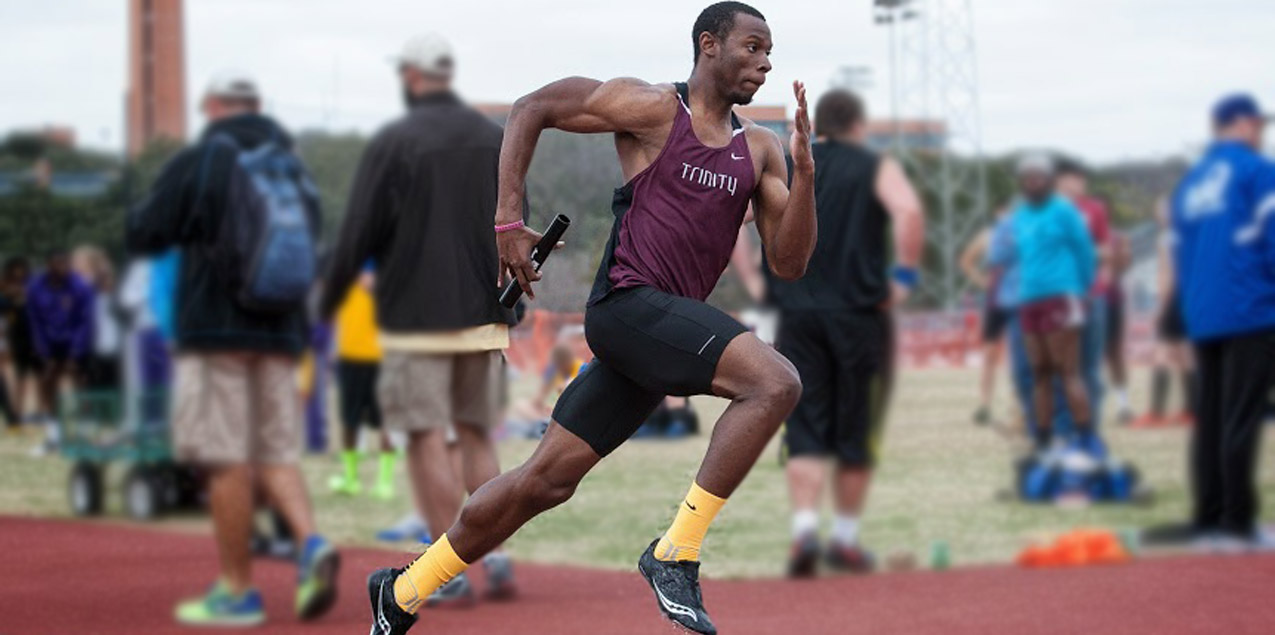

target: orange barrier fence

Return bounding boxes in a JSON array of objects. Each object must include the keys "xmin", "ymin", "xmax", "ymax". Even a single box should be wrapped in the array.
[{"xmin": 506, "ymin": 309, "xmax": 1160, "ymax": 374}]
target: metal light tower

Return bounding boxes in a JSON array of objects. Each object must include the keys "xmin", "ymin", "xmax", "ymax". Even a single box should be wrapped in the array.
[{"xmin": 874, "ymin": 0, "xmax": 986, "ymax": 309}]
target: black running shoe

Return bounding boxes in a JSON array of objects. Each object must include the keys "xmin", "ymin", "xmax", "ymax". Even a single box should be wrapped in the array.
[
  {"xmin": 367, "ymin": 568, "xmax": 418, "ymax": 635},
  {"xmin": 637, "ymin": 540, "xmax": 716, "ymax": 635},
  {"xmin": 787, "ymin": 532, "xmax": 820, "ymax": 578}
]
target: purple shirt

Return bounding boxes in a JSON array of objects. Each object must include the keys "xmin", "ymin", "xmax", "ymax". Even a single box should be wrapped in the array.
[
  {"xmin": 607, "ymin": 90, "xmax": 757, "ymax": 301},
  {"xmin": 26, "ymin": 272, "xmax": 95, "ymax": 359}
]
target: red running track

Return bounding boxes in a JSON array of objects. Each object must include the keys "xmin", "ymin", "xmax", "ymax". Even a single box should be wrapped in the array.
[{"xmin": 2, "ymin": 516, "xmax": 1274, "ymax": 634}]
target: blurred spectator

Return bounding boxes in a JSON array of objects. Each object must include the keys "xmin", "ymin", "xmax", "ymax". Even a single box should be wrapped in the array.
[
  {"xmin": 960, "ymin": 207, "xmax": 1011, "ymax": 427},
  {"xmin": 1162, "ymin": 94, "xmax": 1275, "ymax": 548},
  {"xmin": 72, "ymin": 245, "xmax": 124, "ymax": 391},
  {"xmin": 319, "ymin": 32, "xmax": 518, "ymax": 604},
  {"xmin": 1105, "ymin": 230, "xmax": 1133, "ymax": 424},
  {"xmin": 26, "ymin": 249, "xmax": 94, "ymax": 448},
  {"xmin": 1056, "ymin": 162, "xmax": 1112, "ymax": 433},
  {"xmin": 118, "ymin": 251, "xmax": 179, "ymax": 429},
  {"xmin": 127, "ymin": 71, "xmax": 337, "ymax": 626},
  {"xmin": 633, "ymin": 396, "xmax": 699, "ymax": 439},
  {"xmin": 0, "ymin": 257, "xmax": 31, "ymax": 428},
  {"xmin": 995, "ymin": 154, "xmax": 1097, "ymax": 453},
  {"xmin": 507, "ymin": 341, "xmax": 584, "ymax": 432},
  {"xmin": 1134, "ymin": 198, "xmax": 1195, "ymax": 427},
  {"xmin": 766, "ymin": 89, "xmax": 924, "ymax": 577},
  {"xmin": 328, "ymin": 266, "xmax": 397, "ymax": 499},
  {"xmin": 300, "ymin": 322, "xmax": 332, "ymax": 454}
]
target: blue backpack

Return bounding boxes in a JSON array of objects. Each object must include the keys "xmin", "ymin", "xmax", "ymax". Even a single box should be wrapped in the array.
[{"xmin": 202, "ymin": 133, "xmax": 318, "ymax": 314}]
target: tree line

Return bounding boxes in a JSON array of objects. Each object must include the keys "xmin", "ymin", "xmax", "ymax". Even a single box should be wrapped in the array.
[{"xmin": 0, "ymin": 129, "xmax": 1185, "ymax": 310}]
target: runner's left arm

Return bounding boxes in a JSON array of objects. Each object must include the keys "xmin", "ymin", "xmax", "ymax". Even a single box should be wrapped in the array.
[{"xmin": 753, "ymin": 81, "xmax": 816, "ymax": 280}]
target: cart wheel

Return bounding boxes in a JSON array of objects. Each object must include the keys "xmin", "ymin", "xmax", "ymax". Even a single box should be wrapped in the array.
[
  {"xmin": 125, "ymin": 467, "xmax": 162, "ymax": 521},
  {"xmin": 69, "ymin": 462, "xmax": 104, "ymax": 517}
]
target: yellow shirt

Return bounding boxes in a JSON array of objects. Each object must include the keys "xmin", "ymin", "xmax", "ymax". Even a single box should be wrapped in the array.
[{"xmin": 336, "ymin": 284, "xmax": 382, "ymax": 361}]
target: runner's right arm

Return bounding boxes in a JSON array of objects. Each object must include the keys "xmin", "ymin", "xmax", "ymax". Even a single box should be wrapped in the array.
[{"xmin": 495, "ymin": 77, "xmax": 673, "ymax": 298}]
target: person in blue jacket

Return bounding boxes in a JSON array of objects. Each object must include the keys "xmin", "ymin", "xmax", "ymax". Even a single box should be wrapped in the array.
[
  {"xmin": 1170, "ymin": 94, "xmax": 1275, "ymax": 547},
  {"xmin": 1004, "ymin": 154, "xmax": 1097, "ymax": 452}
]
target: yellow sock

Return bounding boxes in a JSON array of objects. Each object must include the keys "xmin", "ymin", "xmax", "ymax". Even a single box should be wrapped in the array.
[
  {"xmin": 654, "ymin": 482, "xmax": 727, "ymax": 562},
  {"xmin": 393, "ymin": 534, "xmax": 469, "ymax": 613}
]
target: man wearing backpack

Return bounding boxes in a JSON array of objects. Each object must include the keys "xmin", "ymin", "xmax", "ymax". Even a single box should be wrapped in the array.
[{"xmin": 127, "ymin": 72, "xmax": 338, "ymax": 628}]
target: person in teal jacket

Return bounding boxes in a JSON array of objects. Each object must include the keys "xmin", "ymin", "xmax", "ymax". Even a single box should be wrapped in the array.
[{"xmin": 1007, "ymin": 153, "xmax": 1098, "ymax": 452}]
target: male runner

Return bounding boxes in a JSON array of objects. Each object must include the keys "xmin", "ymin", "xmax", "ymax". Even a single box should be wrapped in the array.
[{"xmin": 367, "ymin": 4, "xmax": 815, "ymax": 634}]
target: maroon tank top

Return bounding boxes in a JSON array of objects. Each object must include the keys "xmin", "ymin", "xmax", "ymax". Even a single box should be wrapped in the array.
[{"xmin": 588, "ymin": 83, "xmax": 758, "ymax": 304}]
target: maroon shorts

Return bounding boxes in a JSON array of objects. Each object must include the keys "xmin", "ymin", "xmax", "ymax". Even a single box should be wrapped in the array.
[{"xmin": 1020, "ymin": 295, "xmax": 1084, "ymax": 335}]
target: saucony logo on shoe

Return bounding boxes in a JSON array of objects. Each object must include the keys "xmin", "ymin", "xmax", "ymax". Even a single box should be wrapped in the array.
[
  {"xmin": 652, "ymin": 581, "xmax": 698, "ymax": 623},
  {"xmin": 375, "ymin": 582, "xmax": 392, "ymax": 634}
]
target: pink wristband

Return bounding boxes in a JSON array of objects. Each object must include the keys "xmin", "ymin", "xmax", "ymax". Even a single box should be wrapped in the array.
[{"xmin": 494, "ymin": 220, "xmax": 525, "ymax": 233}]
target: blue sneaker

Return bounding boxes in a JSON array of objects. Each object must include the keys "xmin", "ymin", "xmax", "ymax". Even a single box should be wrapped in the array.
[
  {"xmin": 376, "ymin": 514, "xmax": 432, "ymax": 544},
  {"xmin": 1072, "ymin": 429, "xmax": 1107, "ymax": 460},
  {"xmin": 296, "ymin": 535, "xmax": 340, "ymax": 620},
  {"xmin": 174, "ymin": 582, "xmax": 265, "ymax": 627}
]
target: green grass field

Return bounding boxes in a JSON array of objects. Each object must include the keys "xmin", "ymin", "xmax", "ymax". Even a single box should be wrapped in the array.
[{"xmin": 2, "ymin": 367, "xmax": 1272, "ymax": 579}]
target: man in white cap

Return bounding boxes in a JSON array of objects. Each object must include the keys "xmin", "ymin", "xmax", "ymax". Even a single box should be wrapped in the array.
[
  {"xmin": 321, "ymin": 34, "xmax": 518, "ymax": 607},
  {"xmin": 128, "ymin": 71, "xmax": 338, "ymax": 627}
]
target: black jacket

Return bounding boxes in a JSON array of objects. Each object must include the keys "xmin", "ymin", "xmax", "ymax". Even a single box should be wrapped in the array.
[
  {"xmin": 126, "ymin": 114, "xmax": 319, "ymax": 355},
  {"xmin": 319, "ymin": 91, "xmax": 514, "ymax": 331}
]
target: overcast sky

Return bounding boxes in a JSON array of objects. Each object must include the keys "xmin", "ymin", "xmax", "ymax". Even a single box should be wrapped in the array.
[{"xmin": 2, "ymin": 0, "xmax": 1272, "ymax": 162}]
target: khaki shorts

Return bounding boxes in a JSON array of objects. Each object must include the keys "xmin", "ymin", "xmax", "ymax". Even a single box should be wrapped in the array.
[
  {"xmin": 378, "ymin": 350, "xmax": 505, "ymax": 432},
  {"xmin": 172, "ymin": 353, "xmax": 301, "ymax": 465}
]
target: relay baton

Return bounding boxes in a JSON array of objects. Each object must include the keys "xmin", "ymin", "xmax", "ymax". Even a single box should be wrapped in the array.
[{"xmin": 499, "ymin": 214, "xmax": 571, "ymax": 308}]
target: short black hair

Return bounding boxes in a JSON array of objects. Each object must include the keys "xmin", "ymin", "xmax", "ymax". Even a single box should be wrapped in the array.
[
  {"xmin": 692, "ymin": 2, "xmax": 766, "ymax": 65},
  {"xmin": 815, "ymin": 89, "xmax": 865, "ymax": 138}
]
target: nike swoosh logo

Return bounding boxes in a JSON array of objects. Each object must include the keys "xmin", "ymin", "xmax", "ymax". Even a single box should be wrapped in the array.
[
  {"xmin": 685, "ymin": 501, "xmax": 697, "ymax": 511},
  {"xmin": 653, "ymin": 581, "xmax": 699, "ymax": 622},
  {"xmin": 731, "ymin": 153, "xmax": 745, "ymax": 161}
]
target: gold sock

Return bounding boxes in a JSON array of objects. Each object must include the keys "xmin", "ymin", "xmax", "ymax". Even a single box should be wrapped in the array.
[
  {"xmin": 654, "ymin": 481, "xmax": 727, "ymax": 562},
  {"xmin": 393, "ymin": 534, "xmax": 469, "ymax": 613}
]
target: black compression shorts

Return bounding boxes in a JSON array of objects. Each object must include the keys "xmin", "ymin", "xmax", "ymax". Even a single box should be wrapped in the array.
[{"xmin": 552, "ymin": 286, "xmax": 748, "ymax": 457}]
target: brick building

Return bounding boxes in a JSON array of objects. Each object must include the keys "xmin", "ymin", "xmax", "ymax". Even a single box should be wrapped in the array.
[{"xmin": 126, "ymin": 0, "xmax": 187, "ymax": 156}]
